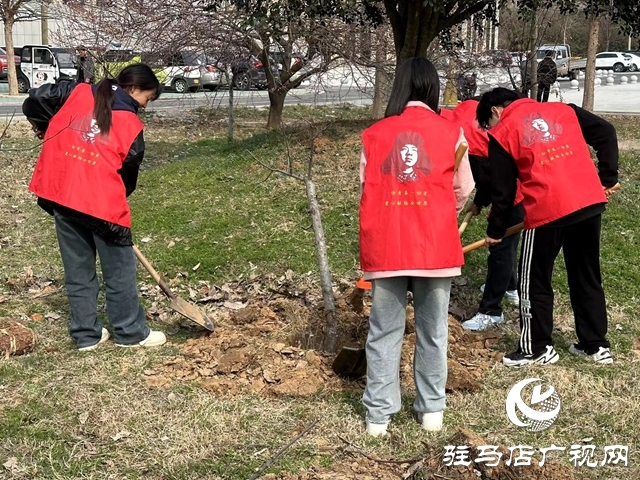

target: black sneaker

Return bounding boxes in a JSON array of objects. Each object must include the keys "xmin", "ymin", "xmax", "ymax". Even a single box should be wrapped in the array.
[
  {"xmin": 569, "ymin": 344, "xmax": 613, "ymax": 364},
  {"xmin": 502, "ymin": 345, "xmax": 559, "ymax": 368}
]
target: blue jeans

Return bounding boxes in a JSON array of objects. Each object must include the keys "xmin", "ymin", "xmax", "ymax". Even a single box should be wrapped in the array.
[
  {"xmin": 54, "ymin": 211, "xmax": 149, "ymax": 348},
  {"xmin": 363, "ymin": 276, "xmax": 451, "ymax": 424}
]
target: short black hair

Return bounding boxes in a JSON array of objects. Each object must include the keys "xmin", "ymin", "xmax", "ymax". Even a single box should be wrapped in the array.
[
  {"xmin": 385, "ymin": 57, "xmax": 440, "ymax": 117},
  {"xmin": 476, "ymin": 87, "xmax": 526, "ymax": 129}
]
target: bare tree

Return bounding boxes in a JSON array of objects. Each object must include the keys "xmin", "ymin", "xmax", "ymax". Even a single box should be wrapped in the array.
[
  {"xmin": 1, "ymin": 0, "xmax": 40, "ymax": 95},
  {"xmin": 582, "ymin": 15, "xmax": 599, "ymax": 111}
]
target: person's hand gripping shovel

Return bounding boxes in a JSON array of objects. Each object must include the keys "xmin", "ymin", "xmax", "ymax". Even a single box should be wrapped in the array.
[{"xmin": 332, "ymin": 142, "xmax": 469, "ymax": 379}]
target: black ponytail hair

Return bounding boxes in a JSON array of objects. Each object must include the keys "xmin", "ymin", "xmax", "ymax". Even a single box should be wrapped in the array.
[
  {"xmin": 385, "ymin": 57, "xmax": 440, "ymax": 117},
  {"xmin": 93, "ymin": 63, "xmax": 161, "ymax": 135}
]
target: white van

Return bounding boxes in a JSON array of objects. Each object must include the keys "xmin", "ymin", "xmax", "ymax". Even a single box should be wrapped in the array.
[{"xmin": 16, "ymin": 45, "xmax": 77, "ymax": 93}]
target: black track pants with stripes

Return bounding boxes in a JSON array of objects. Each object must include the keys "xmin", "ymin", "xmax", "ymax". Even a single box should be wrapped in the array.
[{"xmin": 517, "ymin": 213, "xmax": 609, "ymax": 355}]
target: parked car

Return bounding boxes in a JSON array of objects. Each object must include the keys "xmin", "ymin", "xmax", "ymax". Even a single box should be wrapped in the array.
[
  {"xmin": 478, "ymin": 50, "xmax": 512, "ymax": 68},
  {"xmin": 0, "ymin": 46, "xmax": 21, "ymax": 80},
  {"xmin": 230, "ymin": 54, "xmax": 279, "ymax": 90},
  {"xmin": 594, "ymin": 52, "xmax": 632, "ymax": 72},
  {"xmin": 12, "ymin": 45, "xmax": 77, "ymax": 93},
  {"xmin": 623, "ymin": 52, "xmax": 640, "ymax": 71}
]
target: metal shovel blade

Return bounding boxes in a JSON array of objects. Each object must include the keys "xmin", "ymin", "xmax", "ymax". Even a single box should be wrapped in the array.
[
  {"xmin": 170, "ymin": 296, "xmax": 215, "ymax": 331},
  {"xmin": 332, "ymin": 346, "xmax": 367, "ymax": 379}
]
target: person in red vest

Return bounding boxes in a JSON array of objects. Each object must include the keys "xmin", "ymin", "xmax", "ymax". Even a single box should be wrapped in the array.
[
  {"xmin": 24, "ymin": 64, "xmax": 167, "ymax": 351},
  {"xmin": 450, "ymin": 100, "xmax": 525, "ymax": 331},
  {"xmin": 359, "ymin": 58, "xmax": 474, "ymax": 436},
  {"xmin": 476, "ymin": 87, "xmax": 619, "ymax": 367}
]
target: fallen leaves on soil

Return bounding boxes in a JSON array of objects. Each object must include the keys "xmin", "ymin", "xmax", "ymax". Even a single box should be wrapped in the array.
[{"xmin": 146, "ymin": 278, "xmax": 506, "ymax": 398}]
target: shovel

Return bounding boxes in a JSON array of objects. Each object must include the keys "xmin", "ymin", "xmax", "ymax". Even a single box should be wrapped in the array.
[
  {"xmin": 333, "ymin": 143, "xmax": 472, "ymax": 379},
  {"xmin": 462, "ymin": 183, "xmax": 621, "ymax": 255},
  {"xmin": 132, "ymin": 245, "xmax": 215, "ymax": 331}
]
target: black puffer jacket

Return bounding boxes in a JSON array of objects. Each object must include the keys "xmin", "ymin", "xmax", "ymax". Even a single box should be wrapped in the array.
[{"xmin": 22, "ymin": 81, "xmax": 146, "ymax": 245}]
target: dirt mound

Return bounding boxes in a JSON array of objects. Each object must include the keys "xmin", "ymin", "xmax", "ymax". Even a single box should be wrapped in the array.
[
  {"xmin": 145, "ymin": 282, "xmax": 506, "ymax": 398},
  {"xmin": 0, "ymin": 319, "xmax": 36, "ymax": 357}
]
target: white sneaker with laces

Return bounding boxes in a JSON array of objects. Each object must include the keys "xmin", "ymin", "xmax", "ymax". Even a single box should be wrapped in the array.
[
  {"xmin": 78, "ymin": 328, "xmax": 110, "ymax": 352},
  {"xmin": 365, "ymin": 419, "xmax": 389, "ymax": 437},
  {"xmin": 116, "ymin": 330, "xmax": 167, "ymax": 348},
  {"xmin": 569, "ymin": 344, "xmax": 613, "ymax": 364},
  {"xmin": 480, "ymin": 284, "xmax": 520, "ymax": 306},
  {"xmin": 462, "ymin": 312, "xmax": 504, "ymax": 331},
  {"xmin": 418, "ymin": 411, "xmax": 443, "ymax": 432}
]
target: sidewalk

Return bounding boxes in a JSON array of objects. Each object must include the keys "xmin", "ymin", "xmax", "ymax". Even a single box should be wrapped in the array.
[{"xmin": 549, "ymin": 79, "xmax": 640, "ymax": 113}]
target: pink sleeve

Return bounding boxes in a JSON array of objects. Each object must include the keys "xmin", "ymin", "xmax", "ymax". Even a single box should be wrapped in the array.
[{"xmin": 453, "ymin": 129, "xmax": 474, "ymax": 215}]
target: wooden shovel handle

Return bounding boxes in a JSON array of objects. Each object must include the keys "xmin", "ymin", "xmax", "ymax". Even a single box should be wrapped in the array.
[
  {"xmin": 454, "ymin": 142, "xmax": 468, "ymax": 172},
  {"xmin": 132, "ymin": 245, "xmax": 176, "ymax": 300},
  {"xmin": 463, "ymin": 184, "xmax": 620, "ymax": 255},
  {"xmin": 458, "ymin": 210, "xmax": 474, "ymax": 235},
  {"xmin": 463, "ymin": 222, "xmax": 524, "ymax": 254}
]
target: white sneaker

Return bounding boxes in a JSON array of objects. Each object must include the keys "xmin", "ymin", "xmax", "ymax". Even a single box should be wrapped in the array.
[
  {"xmin": 504, "ymin": 290, "xmax": 520, "ymax": 306},
  {"xmin": 462, "ymin": 312, "xmax": 504, "ymax": 331},
  {"xmin": 418, "ymin": 411, "xmax": 443, "ymax": 432},
  {"xmin": 78, "ymin": 328, "xmax": 110, "ymax": 352},
  {"xmin": 365, "ymin": 419, "xmax": 389, "ymax": 437},
  {"xmin": 480, "ymin": 284, "xmax": 520, "ymax": 306},
  {"xmin": 116, "ymin": 330, "xmax": 167, "ymax": 348},
  {"xmin": 569, "ymin": 344, "xmax": 613, "ymax": 364}
]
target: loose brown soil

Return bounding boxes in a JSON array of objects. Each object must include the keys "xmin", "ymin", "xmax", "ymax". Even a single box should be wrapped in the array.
[{"xmin": 146, "ymin": 284, "xmax": 505, "ymax": 398}]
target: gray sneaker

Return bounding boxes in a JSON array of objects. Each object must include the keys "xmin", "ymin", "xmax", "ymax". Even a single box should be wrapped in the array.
[{"xmin": 569, "ymin": 344, "xmax": 613, "ymax": 364}]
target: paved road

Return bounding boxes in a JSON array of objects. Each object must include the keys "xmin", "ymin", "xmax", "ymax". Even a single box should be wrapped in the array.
[{"xmin": 0, "ymin": 86, "xmax": 373, "ymax": 119}]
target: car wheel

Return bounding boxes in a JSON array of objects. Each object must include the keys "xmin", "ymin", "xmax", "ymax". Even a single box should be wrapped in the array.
[
  {"xmin": 613, "ymin": 62, "xmax": 624, "ymax": 73},
  {"xmin": 173, "ymin": 78, "xmax": 188, "ymax": 93},
  {"xmin": 495, "ymin": 60, "xmax": 504, "ymax": 67},
  {"xmin": 233, "ymin": 71, "xmax": 251, "ymax": 90},
  {"xmin": 632, "ymin": 64, "xmax": 639, "ymax": 72},
  {"xmin": 17, "ymin": 76, "xmax": 30, "ymax": 94}
]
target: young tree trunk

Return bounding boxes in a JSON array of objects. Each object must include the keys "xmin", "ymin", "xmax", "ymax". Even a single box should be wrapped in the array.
[
  {"xmin": 528, "ymin": 13, "xmax": 539, "ymax": 100},
  {"xmin": 3, "ymin": 18, "xmax": 19, "ymax": 96},
  {"xmin": 266, "ymin": 89, "xmax": 286, "ymax": 129},
  {"xmin": 305, "ymin": 178, "xmax": 337, "ymax": 353},
  {"xmin": 226, "ymin": 67, "xmax": 234, "ymax": 142},
  {"xmin": 372, "ymin": 29, "xmax": 390, "ymax": 120},
  {"xmin": 582, "ymin": 15, "xmax": 600, "ymax": 112}
]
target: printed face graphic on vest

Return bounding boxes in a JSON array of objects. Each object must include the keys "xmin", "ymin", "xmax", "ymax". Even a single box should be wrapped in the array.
[
  {"xmin": 522, "ymin": 113, "xmax": 563, "ymax": 147},
  {"xmin": 81, "ymin": 118, "xmax": 101, "ymax": 144},
  {"xmin": 381, "ymin": 132, "xmax": 432, "ymax": 183}
]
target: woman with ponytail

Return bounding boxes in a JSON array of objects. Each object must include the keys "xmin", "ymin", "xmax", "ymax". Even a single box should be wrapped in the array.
[{"xmin": 24, "ymin": 64, "xmax": 166, "ymax": 351}]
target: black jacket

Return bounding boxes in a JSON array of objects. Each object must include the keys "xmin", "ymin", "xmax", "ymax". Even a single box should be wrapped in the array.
[
  {"xmin": 537, "ymin": 57, "xmax": 558, "ymax": 86},
  {"xmin": 486, "ymin": 103, "xmax": 619, "ymax": 238},
  {"xmin": 22, "ymin": 82, "xmax": 145, "ymax": 245}
]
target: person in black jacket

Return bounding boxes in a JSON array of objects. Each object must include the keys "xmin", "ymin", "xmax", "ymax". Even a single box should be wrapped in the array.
[
  {"xmin": 476, "ymin": 88, "xmax": 619, "ymax": 368},
  {"xmin": 24, "ymin": 64, "xmax": 166, "ymax": 351},
  {"xmin": 75, "ymin": 46, "xmax": 95, "ymax": 84},
  {"xmin": 537, "ymin": 51, "xmax": 558, "ymax": 102}
]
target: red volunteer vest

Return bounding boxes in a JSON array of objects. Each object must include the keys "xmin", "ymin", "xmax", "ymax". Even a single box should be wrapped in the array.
[
  {"xmin": 360, "ymin": 105, "xmax": 463, "ymax": 272},
  {"xmin": 29, "ymin": 84, "xmax": 144, "ymax": 228},
  {"xmin": 453, "ymin": 100, "xmax": 525, "ymax": 205},
  {"xmin": 490, "ymin": 99, "xmax": 606, "ymax": 229},
  {"xmin": 452, "ymin": 100, "xmax": 489, "ymax": 157}
]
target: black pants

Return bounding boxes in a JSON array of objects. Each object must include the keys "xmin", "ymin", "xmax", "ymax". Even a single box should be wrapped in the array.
[
  {"xmin": 479, "ymin": 203, "xmax": 525, "ymax": 316},
  {"xmin": 518, "ymin": 213, "xmax": 609, "ymax": 355},
  {"xmin": 537, "ymin": 83, "xmax": 551, "ymax": 102}
]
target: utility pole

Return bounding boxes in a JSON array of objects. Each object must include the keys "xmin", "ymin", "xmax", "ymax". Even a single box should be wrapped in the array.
[{"xmin": 41, "ymin": 3, "xmax": 49, "ymax": 45}]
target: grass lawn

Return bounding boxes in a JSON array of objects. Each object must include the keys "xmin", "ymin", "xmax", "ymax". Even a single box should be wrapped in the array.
[{"xmin": 0, "ymin": 108, "xmax": 639, "ymax": 480}]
